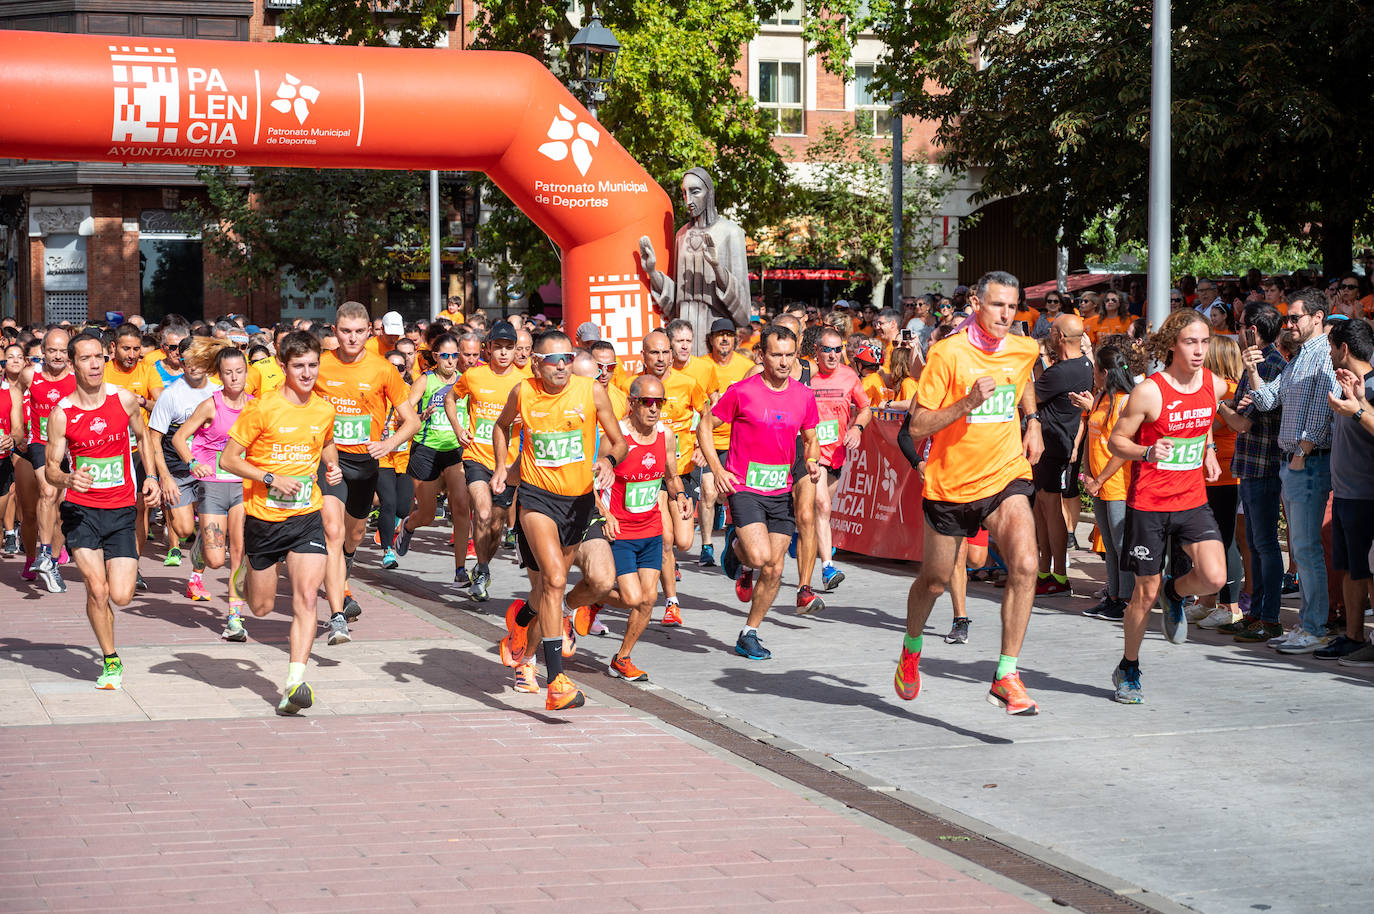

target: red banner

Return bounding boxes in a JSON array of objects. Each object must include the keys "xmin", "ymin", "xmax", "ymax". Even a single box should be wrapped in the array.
[{"xmin": 831, "ymin": 411, "xmax": 925, "ymax": 562}]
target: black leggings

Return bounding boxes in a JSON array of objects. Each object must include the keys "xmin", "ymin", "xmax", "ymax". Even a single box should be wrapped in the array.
[
  {"xmin": 1206, "ymin": 484, "xmax": 1243, "ymax": 604},
  {"xmin": 377, "ymin": 467, "xmax": 414, "ymax": 551}
]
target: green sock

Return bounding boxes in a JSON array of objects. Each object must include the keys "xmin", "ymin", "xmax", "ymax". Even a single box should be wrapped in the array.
[
  {"xmin": 996, "ymin": 654, "xmax": 1017, "ymax": 680},
  {"xmin": 1037, "ymin": 571, "xmax": 1049, "ymax": 581},
  {"xmin": 903, "ymin": 633, "xmax": 923, "ymax": 654},
  {"xmin": 1052, "ymin": 572, "xmax": 1067, "ymax": 584}
]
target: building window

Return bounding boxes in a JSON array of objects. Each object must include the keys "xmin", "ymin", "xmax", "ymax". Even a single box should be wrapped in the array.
[
  {"xmin": 762, "ymin": 0, "xmax": 802, "ymax": 26},
  {"xmin": 854, "ymin": 64, "xmax": 891, "ymax": 137},
  {"xmin": 139, "ymin": 239, "xmax": 203, "ymax": 325},
  {"xmin": 758, "ymin": 60, "xmax": 804, "ymax": 136}
]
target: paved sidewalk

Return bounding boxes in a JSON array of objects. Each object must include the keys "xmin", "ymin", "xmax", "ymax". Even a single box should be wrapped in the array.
[{"xmin": 1, "ymin": 557, "xmax": 1052, "ymax": 913}]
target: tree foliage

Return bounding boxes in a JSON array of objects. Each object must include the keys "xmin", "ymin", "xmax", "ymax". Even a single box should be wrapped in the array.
[
  {"xmin": 768, "ymin": 124, "xmax": 951, "ymax": 308},
  {"xmin": 1082, "ymin": 211, "xmax": 1319, "ymax": 277},
  {"xmin": 808, "ymin": 0, "xmax": 1374, "ymax": 274},
  {"xmin": 189, "ymin": 0, "xmax": 453, "ymax": 300},
  {"xmin": 469, "ymin": 0, "xmax": 790, "ymax": 294}
]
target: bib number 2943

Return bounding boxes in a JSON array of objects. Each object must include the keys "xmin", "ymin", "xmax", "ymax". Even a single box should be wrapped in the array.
[{"xmin": 76, "ymin": 455, "xmax": 125, "ymax": 489}]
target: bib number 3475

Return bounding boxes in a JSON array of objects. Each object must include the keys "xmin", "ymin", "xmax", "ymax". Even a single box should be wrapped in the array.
[{"xmin": 532, "ymin": 430, "xmax": 584, "ymax": 467}]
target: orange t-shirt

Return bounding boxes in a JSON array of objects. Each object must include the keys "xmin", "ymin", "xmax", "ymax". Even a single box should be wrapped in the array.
[
  {"xmin": 1209, "ymin": 378, "xmax": 1240, "ymax": 487},
  {"xmin": 679, "ymin": 355, "xmax": 720, "ymax": 400},
  {"xmin": 229, "ymin": 389, "xmax": 336, "ymax": 522},
  {"xmin": 1086, "ymin": 392, "xmax": 1131, "ymax": 502},
  {"xmin": 1092, "ymin": 315, "xmax": 1132, "ymax": 341},
  {"xmin": 104, "ymin": 359, "xmax": 154, "ymax": 406},
  {"xmin": 313, "ymin": 350, "xmax": 411, "ymax": 455},
  {"xmin": 518, "ymin": 375, "xmax": 599, "ymax": 497},
  {"xmin": 915, "ymin": 331, "xmax": 1038, "ymax": 503},
  {"xmin": 709, "ymin": 351, "xmax": 757, "ymax": 451},
  {"xmin": 451, "ymin": 363, "xmax": 524, "ymax": 471},
  {"xmin": 862, "ymin": 370, "xmax": 893, "ymax": 406},
  {"xmin": 1013, "ymin": 307, "xmax": 1040, "ymax": 333}
]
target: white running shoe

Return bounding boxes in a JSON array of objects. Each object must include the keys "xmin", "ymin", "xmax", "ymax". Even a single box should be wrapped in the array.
[
  {"xmin": 1197, "ymin": 607, "xmax": 1239, "ymax": 630},
  {"xmin": 1275, "ymin": 630, "xmax": 1330, "ymax": 654}
]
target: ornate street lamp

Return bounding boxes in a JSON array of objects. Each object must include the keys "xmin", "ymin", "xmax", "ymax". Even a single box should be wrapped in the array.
[{"xmin": 569, "ymin": 5, "xmax": 620, "ymax": 119}]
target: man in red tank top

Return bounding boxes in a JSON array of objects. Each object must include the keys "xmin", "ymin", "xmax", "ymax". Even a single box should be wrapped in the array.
[
  {"xmin": 1108, "ymin": 310, "xmax": 1230, "ymax": 704},
  {"xmin": 44, "ymin": 332, "xmax": 160, "ymax": 691},
  {"xmin": 18, "ymin": 329, "xmax": 77, "ymax": 592}
]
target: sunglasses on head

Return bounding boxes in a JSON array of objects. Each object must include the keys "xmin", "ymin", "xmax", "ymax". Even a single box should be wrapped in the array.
[
  {"xmin": 633, "ymin": 396, "xmax": 666, "ymax": 407},
  {"xmin": 536, "ymin": 351, "xmax": 576, "ymax": 367}
]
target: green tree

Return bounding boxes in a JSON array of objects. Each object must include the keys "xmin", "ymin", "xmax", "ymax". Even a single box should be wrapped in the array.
[
  {"xmin": 770, "ymin": 123, "xmax": 950, "ymax": 309},
  {"xmin": 469, "ymin": 0, "xmax": 790, "ymax": 295},
  {"xmin": 813, "ymin": 0, "xmax": 1374, "ymax": 275},
  {"xmin": 1082, "ymin": 211, "xmax": 1319, "ymax": 277},
  {"xmin": 189, "ymin": 0, "xmax": 454, "ymax": 302}
]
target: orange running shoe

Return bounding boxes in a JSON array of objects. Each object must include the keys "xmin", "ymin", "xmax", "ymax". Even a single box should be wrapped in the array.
[
  {"xmin": 513, "ymin": 661, "xmax": 538, "ymax": 693},
  {"xmin": 572, "ymin": 603, "xmax": 600, "ymax": 638},
  {"xmin": 545, "ymin": 672, "xmax": 585, "ymax": 710},
  {"xmin": 501, "ymin": 599, "xmax": 529, "ymax": 665},
  {"xmin": 466, "ymin": 539, "xmax": 477, "ymax": 559},
  {"xmin": 607, "ymin": 655, "xmax": 648, "ymax": 681},
  {"xmin": 561, "ymin": 615, "xmax": 577, "ymax": 659},
  {"xmin": 987, "ymin": 671, "xmax": 1039, "ymax": 716},
  {"xmin": 893, "ymin": 644, "xmax": 921, "ymax": 701},
  {"xmin": 661, "ymin": 600, "xmax": 683, "ymax": 627},
  {"xmin": 372, "ymin": 529, "xmax": 381, "ymax": 546}
]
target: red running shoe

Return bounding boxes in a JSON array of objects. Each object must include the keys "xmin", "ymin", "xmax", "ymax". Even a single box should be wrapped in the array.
[
  {"xmin": 735, "ymin": 569, "xmax": 754, "ymax": 603},
  {"xmin": 893, "ymin": 644, "xmax": 921, "ymax": 701}
]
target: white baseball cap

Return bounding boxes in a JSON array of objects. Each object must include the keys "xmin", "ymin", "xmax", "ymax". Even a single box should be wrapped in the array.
[{"xmin": 381, "ymin": 311, "xmax": 404, "ymax": 335}]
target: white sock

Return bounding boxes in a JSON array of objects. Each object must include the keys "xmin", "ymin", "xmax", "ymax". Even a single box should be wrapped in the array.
[
  {"xmin": 742, "ymin": 626, "xmax": 758, "ymax": 638},
  {"xmin": 286, "ymin": 662, "xmax": 306, "ymax": 687}
]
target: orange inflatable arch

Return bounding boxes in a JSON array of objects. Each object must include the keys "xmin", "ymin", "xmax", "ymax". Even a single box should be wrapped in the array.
[{"xmin": 0, "ymin": 31, "xmax": 672, "ymax": 352}]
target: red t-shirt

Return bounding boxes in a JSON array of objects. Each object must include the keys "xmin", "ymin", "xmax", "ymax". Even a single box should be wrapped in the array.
[
  {"xmin": 1127, "ymin": 369, "xmax": 1217, "ymax": 512},
  {"xmin": 60, "ymin": 386, "xmax": 135, "ymax": 510},
  {"xmin": 608, "ymin": 423, "xmax": 668, "ymax": 540}
]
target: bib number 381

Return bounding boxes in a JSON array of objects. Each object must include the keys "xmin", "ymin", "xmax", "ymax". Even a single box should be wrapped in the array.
[
  {"xmin": 532, "ymin": 430, "xmax": 584, "ymax": 467},
  {"xmin": 333, "ymin": 415, "xmax": 372, "ymax": 446},
  {"xmin": 745, "ymin": 461, "xmax": 789, "ymax": 490},
  {"xmin": 1158, "ymin": 435, "xmax": 1206, "ymax": 472},
  {"xmin": 966, "ymin": 383, "xmax": 1017, "ymax": 424}
]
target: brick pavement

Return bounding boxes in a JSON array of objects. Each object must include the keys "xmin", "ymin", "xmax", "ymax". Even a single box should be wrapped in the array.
[{"xmin": 0, "ymin": 544, "xmax": 1053, "ymax": 913}]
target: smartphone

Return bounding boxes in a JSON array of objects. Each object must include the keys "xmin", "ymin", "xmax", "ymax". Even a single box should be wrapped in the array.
[
  {"xmin": 900, "ymin": 328, "xmax": 913, "ymax": 342},
  {"xmin": 1247, "ymin": 326, "xmax": 1259, "ymax": 349}
]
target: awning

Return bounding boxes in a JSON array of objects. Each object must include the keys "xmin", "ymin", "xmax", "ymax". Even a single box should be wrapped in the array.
[
  {"xmin": 748, "ymin": 268, "xmax": 869, "ymax": 281},
  {"xmin": 1022, "ymin": 272, "xmax": 1126, "ymax": 305}
]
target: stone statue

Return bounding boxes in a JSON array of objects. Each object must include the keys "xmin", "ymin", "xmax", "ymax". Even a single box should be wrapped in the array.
[{"xmin": 639, "ymin": 168, "xmax": 751, "ymax": 355}]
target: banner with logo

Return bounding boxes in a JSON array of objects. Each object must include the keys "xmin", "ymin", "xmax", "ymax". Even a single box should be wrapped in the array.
[{"xmin": 831, "ymin": 412, "xmax": 925, "ymax": 562}]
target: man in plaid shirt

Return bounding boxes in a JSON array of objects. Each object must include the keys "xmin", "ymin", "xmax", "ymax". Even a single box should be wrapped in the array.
[{"xmin": 1217, "ymin": 303, "xmax": 1287, "ymax": 641}]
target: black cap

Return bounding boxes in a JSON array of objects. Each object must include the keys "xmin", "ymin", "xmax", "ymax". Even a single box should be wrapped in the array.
[
  {"xmin": 709, "ymin": 317, "xmax": 736, "ymax": 336},
  {"xmin": 486, "ymin": 320, "xmax": 517, "ymax": 343}
]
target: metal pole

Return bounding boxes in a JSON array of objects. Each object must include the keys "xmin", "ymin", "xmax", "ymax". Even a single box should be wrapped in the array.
[
  {"xmin": 1145, "ymin": 0, "xmax": 1171, "ymax": 331},
  {"xmin": 891, "ymin": 92, "xmax": 903, "ymax": 311},
  {"xmin": 429, "ymin": 169, "xmax": 441, "ymax": 320}
]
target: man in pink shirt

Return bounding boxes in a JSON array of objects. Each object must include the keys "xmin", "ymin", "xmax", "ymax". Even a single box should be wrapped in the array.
[
  {"xmin": 698, "ymin": 325, "xmax": 822, "ymax": 660},
  {"xmin": 808, "ymin": 326, "xmax": 872, "ymax": 604}
]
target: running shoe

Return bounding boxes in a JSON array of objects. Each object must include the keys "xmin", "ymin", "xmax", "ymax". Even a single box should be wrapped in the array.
[
  {"xmin": 135, "ymin": 571, "xmax": 148, "ymax": 593},
  {"xmin": 466, "ymin": 539, "xmax": 477, "ymax": 560},
  {"xmin": 367, "ymin": 508, "xmax": 380, "ymax": 529},
  {"xmin": 1082, "ymin": 596, "xmax": 1115, "ymax": 619},
  {"xmin": 1233, "ymin": 620, "xmax": 1284, "ymax": 642},
  {"xmin": 342, "ymin": 592, "xmax": 362, "ymax": 622},
  {"xmin": 944, "ymin": 617, "xmax": 971, "ymax": 644},
  {"xmin": 987, "ymin": 672, "xmax": 1039, "ymax": 715},
  {"xmin": 1267, "ymin": 627, "xmax": 1303, "ymax": 648},
  {"xmin": 231, "ymin": 562, "xmax": 246, "ymax": 603},
  {"xmin": 1217, "ymin": 615, "xmax": 1256, "ymax": 636},
  {"xmin": 572, "ymin": 603, "xmax": 601, "ymax": 638},
  {"xmin": 1160, "ymin": 578, "xmax": 1187, "ymax": 644},
  {"xmin": 1094, "ymin": 600, "xmax": 1127, "ymax": 622},
  {"xmin": 661, "ymin": 599, "xmax": 683, "ymax": 627},
  {"xmin": 721, "ymin": 526, "xmax": 740, "ymax": 581},
  {"xmin": 893, "ymin": 643, "xmax": 920, "ymax": 700},
  {"xmin": 545, "ymin": 673, "xmax": 586, "ymax": 710},
  {"xmin": 1035, "ymin": 576, "xmax": 1072, "ymax": 596},
  {"xmin": 1184, "ymin": 599, "xmax": 1211, "ymax": 623},
  {"xmin": 699, "ymin": 544, "xmax": 716, "ymax": 567},
  {"xmin": 561, "ymin": 616, "xmax": 577, "ymax": 659},
  {"xmin": 2, "ymin": 528, "xmax": 18, "ymax": 555},
  {"xmin": 795, "ymin": 585, "xmax": 824, "ymax": 615},
  {"xmin": 58, "ymin": 547, "xmax": 69, "ymax": 565},
  {"xmin": 189, "ymin": 535, "xmax": 204, "ymax": 572},
  {"xmin": 21, "ymin": 556, "xmax": 36, "ymax": 581},
  {"xmin": 95, "ymin": 657, "xmax": 123, "ymax": 691},
  {"xmin": 381, "ymin": 547, "xmax": 399, "ymax": 569},
  {"xmin": 501, "ymin": 600, "xmax": 529, "ymax": 666},
  {"xmin": 164, "ymin": 545, "xmax": 182, "ymax": 567},
  {"xmin": 607, "ymin": 655, "xmax": 648, "ymax": 681},
  {"xmin": 1237, "ymin": 591, "xmax": 1252, "ymax": 615},
  {"xmin": 393, "ymin": 518, "xmax": 414, "ymax": 556},
  {"xmin": 821, "ymin": 564, "xmax": 845, "ymax": 591},
  {"xmin": 453, "ymin": 566, "xmax": 470, "ymax": 588},
  {"xmin": 222, "ymin": 614, "xmax": 247, "ymax": 643},
  {"xmin": 1338, "ymin": 643, "xmax": 1374, "ymax": 668},
  {"xmin": 34, "ymin": 554, "xmax": 65, "ymax": 593},
  {"xmin": 714, "ymin": 504, "xmax": 726, "ymax": 530},
  {"xmin": 513, "ymin": 661, "xmax": 539, "ymax": 693},
  {"xmin": 1275, "ymin": 630, "xmax": 1330, "ymax": 654},
  {"xmin": 327, "ymin": 613, "xmax": 351, "ymax": 645},
  {"xmin": 469, "ymin": 568, "xmax": 490, "ymax": 602},
  {"xmin": 735, "ymin": 569, "xmax": 754, "ymax": 603},
  {"xmin": 503, "ymin": 527, "xmax": 517, "ymax": 549},
  {"xmin": 734, "ymin": 630, "xmax": 771, "ymax": 660},
  {"xmin": 589, "ymin": 617, "xmax": 609, "ymax": 636},
  {"xmin": 1198, "ymin": 607, "xmax": 1240, "ymax": 630},
  {"xmin": 277, "ymin": 681, "xmax": 313, "ymax": 715},
  {"xmin": 1314, "ymin": 635, "xmax": 1365, "ymax": 660},
  {"xmin": 186, "ymin": 576, "xmax": 210, "ymax": 602},
  {"xmin": 1112, "ymin": 666, "xmax": 1143, "ymax": 704},
  {"xmin": 1282, "ymin": 572, "xmax": 1299, "ymax": 595}
]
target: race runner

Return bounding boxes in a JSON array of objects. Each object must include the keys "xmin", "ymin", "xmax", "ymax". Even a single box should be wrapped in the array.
[
  {"xmin": 44, "ymin": 330, "xmax": 160, "ymax": 690},
  {"xmin": 19, "ymin": 328, "xmax": 76, "ymax": 591},
  {"xmin": 698, "ymin": 323, "xmax": 821, "ymax": 660},
  {"xmin": 1107, "ymin": 308, "xmax": 1228, "ymax": 703},
  {"xmin": 896, "ymin": 271, "xmax": 1046, "ymax": 716},
  {"xmin": 221, "ymin": 331, "xmax": 343, "ymax": 716}
]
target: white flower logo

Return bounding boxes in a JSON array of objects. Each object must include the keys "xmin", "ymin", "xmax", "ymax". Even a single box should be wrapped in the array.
[
  {"xmin": 270, "ymin": 74, "xmax": 320, "ymax": 125},
  {"xmin": 538, "ymin": 104, "xmax": 600, "ymax": 176}
]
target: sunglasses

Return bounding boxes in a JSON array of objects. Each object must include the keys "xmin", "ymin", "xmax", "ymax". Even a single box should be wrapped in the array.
[
  {"xmin": 1170, "ymin": 297, "xmax": 1184, "ymax": 303},
  {"xmin": 633, "ymin": 396, "xmax": 666, "ymax": 408},
  {"xmin": 1282, "ymin": 314, "xmax": 1304, "ymax": 324},
  {"xmin": 434, "ymin": 352, "xmax": 460, "ymax": 360},
  {"xmin": 1340, "ymin": 283, "xmax": 1359, "ymax": 290},
  {"xmin": 1045, "ymin": 299, "xmax": 1061, "ymax": 305},
  {"xmin": 817, "ymin": 344, "xmax": 843, "ymax": 354},
  {"xmin": 595, "ymin": 362, "xmax": 615, "ymax": 374},
  {"xmin": 29, "ymin": 356, "xmax": 43, "ymax": 364},
  {"xmin": 536, "ymin": 352, "xmax": 576, "ymax": 367}
]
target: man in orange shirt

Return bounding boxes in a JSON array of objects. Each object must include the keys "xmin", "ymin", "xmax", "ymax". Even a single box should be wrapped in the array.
[{"xmin": 896, "ymin": 271, "xmax": 1045, "ymax": 716}]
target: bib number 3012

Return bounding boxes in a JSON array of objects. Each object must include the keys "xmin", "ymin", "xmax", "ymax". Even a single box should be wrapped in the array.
[{"xmin": 966, "ymin": 383, "xmax": 1017, "ymax": 424}]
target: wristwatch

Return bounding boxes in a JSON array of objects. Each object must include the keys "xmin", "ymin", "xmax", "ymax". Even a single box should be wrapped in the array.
[
  {"xmin": 1354, "ymin": 407, "xmax": 1366, "ymax": 423},
  {"xmin": 1024, "ymin": 412, "xmax": 1041, "ymax": 422},
  {"xmin": 263, "ymin": 472, "xmax": 275, "ymax": 488}
]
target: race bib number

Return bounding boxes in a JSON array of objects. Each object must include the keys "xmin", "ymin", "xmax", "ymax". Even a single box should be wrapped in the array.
[
  {"xmin": 532, "ymin": 429, "xmax": 584, "ymax": 467},
  {"xmin": 473, "ymin": 416, "xmax": 495, "ymax": 445},
  {"xmin": 76, "ymin": 455, "xmax": 125, "ymax": 489},
  {"xmin": 333, "ymin": 414, "xmax": 372, "ymax": 446},
  {"xmin": 454, "ymin": 400, "xmax": 469, "ymax": 428},
  {"xmin": 1158, "ymin": 435, "xmax": 1206, "ymax": 472},
  {"xmin": 966, "ymin": 383, "xmax": 1017, "ymax": 424},
  {"xmin": 745, "ymin": 461, "xmax": 790, "ymax": 491},
  {"xmin": 623, "ymin": 479, "xmax": 662, "ymax": 514},
  {"xmin": 38, "ymin": 416, "xmax": 48, "ymax": 439},
  {"xmin": 816, "ymin": 419, "xmax": 840, "ymax": 446},
  {"xmin": 265, "ymin": 475, "xmax": 314, "ymax": 510}
]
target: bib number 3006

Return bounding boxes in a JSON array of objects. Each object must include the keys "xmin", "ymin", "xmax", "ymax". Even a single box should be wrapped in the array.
[
  {"xmin": 966, "ymin": 383, "xmax": 1017, "ymax": 424},
  {"xmin": 266, "ymin": 475, "xmax": 314, "ymax": 509},
  {"xmin": 532, "ymin": 430, "xmax": 584, "ymax": 467}
]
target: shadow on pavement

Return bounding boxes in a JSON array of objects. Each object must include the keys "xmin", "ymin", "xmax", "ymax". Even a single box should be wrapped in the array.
[
  {"xmin": 148, "ymin": 651, "xmax": 281, "ymax": 705},
  {"xmin": 381, "ymin": 645, "xmax": 572, "ymax": 724},
  {"xmin": 0, "ymin": 638, "xmax": 100, "ymax": 679}
]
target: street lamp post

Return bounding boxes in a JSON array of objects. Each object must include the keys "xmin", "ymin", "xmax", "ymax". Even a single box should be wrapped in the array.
[
  {"xmin": 569, "ymin": 5, "xmax": 621, "ymax": 120},
  {"xmin": 1146, "ymin": 0, "xmax": 1171, "ymax": 331}
]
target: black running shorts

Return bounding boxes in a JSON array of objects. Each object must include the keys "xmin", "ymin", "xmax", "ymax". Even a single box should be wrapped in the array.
[
  {"xmin": 923, "ymin": 477, "xmax": 1034, "ymax": 539},
  {"xmin": 61, "ymin": 503, "xmax": 137, "ymax": 560},
  {"xmin": 318, "ymin": 452, "xmax": 379, "ymax": 520},
  {"xmin": 1120, "ymin": 503, "xmax": 1222, "ymax": 577},
  {"xmin": 244, "ymin": 510, "xmax": 328, "ymax": 570}
]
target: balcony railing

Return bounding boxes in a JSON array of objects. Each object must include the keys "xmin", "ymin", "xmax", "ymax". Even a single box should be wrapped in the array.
[{"xmin": 264, "ymin": 1, "xmax": 459, "ymax": 13}]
